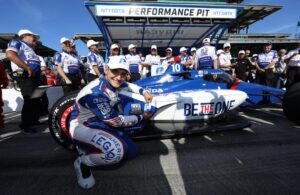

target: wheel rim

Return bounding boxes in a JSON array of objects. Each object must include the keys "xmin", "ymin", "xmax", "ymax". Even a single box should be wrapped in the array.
[{"xmin": 60, "ymin": 106, "xmax": 73, "ymax": 138}]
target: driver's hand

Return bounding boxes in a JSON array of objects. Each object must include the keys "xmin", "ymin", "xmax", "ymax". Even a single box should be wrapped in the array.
[
  {"xmin": 80, "ymin": 79, "xmax": 85, "ymax": 85},
  {"xmin": 142, "ymin": 112, "xmax": 152, "ymax": 120},
  {"xmin": 143, "ymin": 91, "xmax": 153, "ymax": 103}
]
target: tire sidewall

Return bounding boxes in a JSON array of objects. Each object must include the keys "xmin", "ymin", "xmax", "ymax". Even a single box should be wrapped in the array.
[{"xmin": 48, "ymin": 91, "xmax": 79, "ymax": 151}]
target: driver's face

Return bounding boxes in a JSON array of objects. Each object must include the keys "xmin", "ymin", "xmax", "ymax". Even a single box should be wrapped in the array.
[{"xmin": 105, "ymin": 67, "xmax": 128, "ymax": 88}]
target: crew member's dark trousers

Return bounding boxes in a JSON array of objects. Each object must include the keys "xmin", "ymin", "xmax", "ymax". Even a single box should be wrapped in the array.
[
  {"xmin": 286, "ymin": 67, "xmax": 300, "ymax": 89},
  {"xmin": 247, "ymin": 71, "xmax": 255, "ymax": 83},
  {"xmin": 40, "ymin": 93, "xmax": 49, "ymax": 116},
  {"xmin": 17, "ymin": 77, "xmax": 41, "ymax": 128},
  {"xmin": 0, "ymin": 89, "xmax": 4, "ymax": 127},
  {"xmin": 61, "ymin": 73, "xmax": 81, "ymax": 95},
  {"xmin": 256, "ymin": 68, "xmax": 274, "ymax": 87},
  {"xmin": 40, "ymin": 75, "xmax": 49, "ymax": 116}
]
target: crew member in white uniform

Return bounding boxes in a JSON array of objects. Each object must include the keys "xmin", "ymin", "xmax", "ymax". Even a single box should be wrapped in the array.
[
  {"xmin": 285, "ymin": 42, "xmax": 300, "ymax": 88},
  {"xmin": 165, "ymin": 47, "xmax": 173, "ymax": 61},
  {"xmin": 257, "ymin": 42, "xmax": 278, "ymax": 87},
  {"xmin": 217, "ymin": 49, "xmax": 234, "ymax": 75},
  {"xmin": 195, "ymin": 38, "xmax": 217, "ymax": 70},
  {"xmin": 105, "ymin": 43, "xmax": 123, "ymax": 65},
  {"xmin": 125, "ymin": 44, "xmax": 142, "ymax": 82},
  {"xmin": 86, "ymin": 40, "xmax": 104, "ymax": 83},
  {"xmin": 223, "ymin": 42, "xmax": 232, "ymax": 64},
  {"xmin": 143, "ymin": 45, "xmax": 161, "ymax": 77},
  {"xmin": 178, "ymin": 47, "xmax": 193, "ymax": 70},
  {"xmin": 161, "ymin": 47, "xmax": 173, "ymax": 67},
  {"xmin": 54, "ymin": 37, "xmax": 85, "ymax": 94},
  {"xmin": 190, "ymin": 47, "xmax": 197, "ymax": 69},
  {"xmin": 6, "ymin": 29, "xmax": 42, "ymax": 133}
]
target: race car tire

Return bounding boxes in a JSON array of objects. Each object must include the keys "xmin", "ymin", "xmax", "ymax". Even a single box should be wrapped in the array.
[
  {"xmin": 48, "ymin": 91, "xmax": 79, "ymax": 151},
  {"xmin": 282, "ymin": 82, "xmax": 300, "ymax": 124}
]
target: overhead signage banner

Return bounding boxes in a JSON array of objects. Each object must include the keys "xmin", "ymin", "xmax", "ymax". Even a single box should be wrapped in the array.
[{"xmin": 96, "ymin": 5, "xmax": 237, "ymax": 19}]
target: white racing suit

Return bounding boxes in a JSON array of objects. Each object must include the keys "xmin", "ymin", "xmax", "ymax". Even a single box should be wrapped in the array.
[{"xmin": 69, "ymin": 76, "xmax": 146, "ymax": 167}]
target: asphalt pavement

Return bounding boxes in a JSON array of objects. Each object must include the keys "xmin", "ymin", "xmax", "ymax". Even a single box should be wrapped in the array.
[{"xmin": 1, "ymin": 108, "xmax": 300, "ymax": 195}]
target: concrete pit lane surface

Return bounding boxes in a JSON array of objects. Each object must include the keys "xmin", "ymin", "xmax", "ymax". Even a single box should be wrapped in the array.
[{"xmin": 1, "ymin": 107, "xmax": 300, "ymax": 194}]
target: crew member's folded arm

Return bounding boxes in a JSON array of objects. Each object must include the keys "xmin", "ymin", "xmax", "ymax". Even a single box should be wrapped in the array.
[{"xmin": 83, "ymin": 94, "xmax": 143, "ymax": 128}]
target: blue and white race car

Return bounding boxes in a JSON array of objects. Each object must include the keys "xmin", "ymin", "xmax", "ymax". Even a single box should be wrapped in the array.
[
  {"xmin": 49, "ymin": 64, "xmax": 251, "ymax": 150},
  {"xmin": 49, "ymin": 63, "xmax": 287, "ymax": 150}
]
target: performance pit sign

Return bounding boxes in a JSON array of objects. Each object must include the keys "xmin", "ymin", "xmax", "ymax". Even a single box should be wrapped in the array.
[{"xmin": 96, "ymin": 5, "xmax": 237, "ymax": 19}]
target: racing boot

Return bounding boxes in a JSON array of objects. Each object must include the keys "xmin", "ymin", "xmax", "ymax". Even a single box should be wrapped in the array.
[{"xmin": 74, "ymin": 157, "xmax": 95, "ymax": 189}]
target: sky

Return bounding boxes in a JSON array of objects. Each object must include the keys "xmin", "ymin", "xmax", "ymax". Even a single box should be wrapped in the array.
[{"xmin": 0, "ymin": 0, "xmax": 299, "ymax": 56}]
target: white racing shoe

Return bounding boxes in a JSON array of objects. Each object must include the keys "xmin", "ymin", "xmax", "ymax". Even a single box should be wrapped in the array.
[{"xmin": 74, "ymin": 157, "xmax": 95, "ymax": 189}]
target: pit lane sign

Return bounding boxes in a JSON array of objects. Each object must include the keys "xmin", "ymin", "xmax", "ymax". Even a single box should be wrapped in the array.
[{"xmin": 96, "ymin": 5, "xmax": 237, "ymax": 19}]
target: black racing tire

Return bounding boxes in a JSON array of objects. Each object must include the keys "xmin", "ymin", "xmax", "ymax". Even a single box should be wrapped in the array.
[
  {"xmin": 283, "ymin": 82, "xmax": 300, "ymax": 125},
  {"xmin": 48, "ymin": 91, "xmax": 79, "ymax": 151}
]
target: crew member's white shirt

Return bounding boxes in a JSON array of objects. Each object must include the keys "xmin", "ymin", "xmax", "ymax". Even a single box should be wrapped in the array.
[
  {"xmin": 87, "ymin": 52, "xmax": 104, "ymax": 75},
  {"xmin": 195, "ymin": 46, "xmax": 217, "ymax": 69},
  {"xmin": 286, "ymin": 48, "xmax": 300, "ymax": 67},
  {"xmin": 144, "ymin": 54, "xmax": 161, "ymax": 76},
  {"xmin": 218, "ymin": 53, "xmax": 231, "ymax": 70},
  {"xmin": 144, "ymin": 54, "xmax": 161, "ymax": 66},
  {"xmin": 125, "ymin": 53, "xmax": 142, "ymax": 73},
  {"xmin": 258, "ymin": 50, "xmax": 278, "ymax": 69}
]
